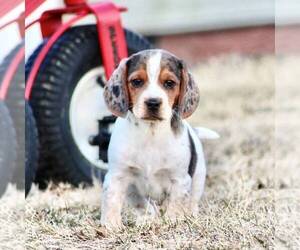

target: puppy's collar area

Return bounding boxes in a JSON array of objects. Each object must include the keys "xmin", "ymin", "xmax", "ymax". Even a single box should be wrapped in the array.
[
  {"xmin": 126, "ymin": 111, "xmax": 184, "ymax": 136},
  {"xmin": 126, "ymin": 111, "xmax": 166, "ymax": 124}
]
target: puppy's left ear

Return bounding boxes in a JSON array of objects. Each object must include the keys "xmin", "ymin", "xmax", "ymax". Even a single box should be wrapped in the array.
[
  {"xmin": 104, "ymin": 58, "xmax": 129, "ymax": 117},
  {"xmin": 178, "ymin": 61, "xmax": 200, "ymax": 119}
]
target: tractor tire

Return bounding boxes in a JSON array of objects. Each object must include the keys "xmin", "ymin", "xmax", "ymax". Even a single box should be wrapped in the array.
[
  {"xmin": 25, "ymin": 102, "xmax": 38, "ymax": 197},
  {"xmin": 0, "ymin": 43, "xmax": 25, "ymax": 189},
  {"xmin": 27, "ymin": 25, "xmax": 152, "ymax": 186},
  {"xmin": 0, "ymin": 102, "xmax": 17, "ymax": 197}
]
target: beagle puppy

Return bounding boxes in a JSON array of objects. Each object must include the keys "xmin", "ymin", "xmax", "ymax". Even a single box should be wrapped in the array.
[{"xmin": 101, "ymin": 49, "xmax": 218, "ymax": 228}]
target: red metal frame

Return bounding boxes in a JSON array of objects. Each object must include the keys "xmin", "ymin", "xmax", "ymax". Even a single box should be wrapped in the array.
[
  {"xmin": 25, "ymin": 0, "xmax": 47, "ymax": 17},
  {"xmin": 89, "ymin": 2, "xmax": 128, "ymax": 78},
  {"xmin": 25, "ymin": 12, "xmax": 88, "ymax": 99},
  {"xmin": 25, "ymin": 0, "xmax": 128, "ymax": 100},
  {"xmin": 65, "ymin": 0, "xmax": 86, "ymax": 6}
]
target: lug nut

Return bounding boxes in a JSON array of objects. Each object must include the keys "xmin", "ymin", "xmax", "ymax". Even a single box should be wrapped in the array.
[{"xmin": 96, "ymin": 76, "xmax": 105, "ymax": 87}]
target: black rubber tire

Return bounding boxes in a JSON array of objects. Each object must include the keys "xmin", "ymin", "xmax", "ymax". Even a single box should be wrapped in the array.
[
  {"xmin": 0, "ymin": 102, "xmax": 17, "ymax": 197},
  {"xmin": 25, "ymin": 102, "xmax": 39, "ymax": 197},
  {"xmin": 25, "ymin": 40, "xmax": 51, "ymax": 189},
  {"xmin": 0, "ymin": 43, "xmax": 25, "ymax": 189},
  {"xmin": 27, "ymin": 25, "xmax": 152, "ymax": 186}
]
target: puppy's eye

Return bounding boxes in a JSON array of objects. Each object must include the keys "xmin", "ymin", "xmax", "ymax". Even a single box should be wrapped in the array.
[
  {"xmin": 130, "ymin": 79, "xmax": 144, "ymax": 88},
  {"xmin": 163, "ymin": 80, "xmax": 176, "ymax": 89}
]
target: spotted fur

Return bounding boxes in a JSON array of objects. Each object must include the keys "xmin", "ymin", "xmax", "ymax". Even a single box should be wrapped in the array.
[
  {"xmin": 178, "ymin": 64, "xmax": 200, "ymax": 119},
  {"xmin": 104, "ymin": 59, "xmax": 129, "ymax": 117},
  {"xmin": 104, "ymin": 49, "xmax": 200, "ymax": 120},
  {"xmin": 101, "ymin": 50, "xmax": 206, "ymax": 229}
]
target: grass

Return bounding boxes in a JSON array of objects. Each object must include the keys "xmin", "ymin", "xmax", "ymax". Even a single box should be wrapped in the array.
[{"xmin": 1, "ymin": 54, "xmax": 299, "ymax": 249}]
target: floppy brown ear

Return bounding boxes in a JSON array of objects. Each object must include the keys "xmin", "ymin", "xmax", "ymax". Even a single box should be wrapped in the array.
[
  {"xmin": 178, "ymin": 62, "xmax": 200, "ymax": 119},
  {"xmin": 104, "ymin": 58, "xmax": 129, "ymax": 117}
]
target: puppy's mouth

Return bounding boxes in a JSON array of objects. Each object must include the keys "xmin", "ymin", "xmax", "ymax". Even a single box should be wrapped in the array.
[{"xmin": 142, "ymin": 112, "xmax": 164, "ymax": 121}]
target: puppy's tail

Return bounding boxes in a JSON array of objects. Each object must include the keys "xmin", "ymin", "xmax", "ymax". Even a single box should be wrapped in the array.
[{"xmin": 193, "ymin": 127, "xmax": 220, "ymax": 140}]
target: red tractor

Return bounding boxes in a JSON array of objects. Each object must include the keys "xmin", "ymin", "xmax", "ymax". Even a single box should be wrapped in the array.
[{"xmin": 23, "ymin": 0, "xmax": 151, "ymax": 195}]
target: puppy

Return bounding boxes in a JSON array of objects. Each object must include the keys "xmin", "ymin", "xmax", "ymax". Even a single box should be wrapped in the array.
[{"xmin": 101, "ymin": 49, "xmax": 218, "ymax": 228}]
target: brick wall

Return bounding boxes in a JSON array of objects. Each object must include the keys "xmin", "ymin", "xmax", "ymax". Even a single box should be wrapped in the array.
[{"xmin": 155, "ymin": 25, "xmax": 276, "ymax": 64}]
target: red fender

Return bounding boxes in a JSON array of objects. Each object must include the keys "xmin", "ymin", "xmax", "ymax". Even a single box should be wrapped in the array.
[
  {"xmin": 25, "ymin": 1, "xmax": 128, "ymax": 100},
  {"xmin": 24, "ymin": 12, "xmax": 88, "ymax": 99}
]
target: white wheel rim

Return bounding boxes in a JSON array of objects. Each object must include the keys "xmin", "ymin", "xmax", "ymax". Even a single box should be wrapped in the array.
[{"xmin": 69, "ymin": 67, "xmax": 112, "ymax": 170}]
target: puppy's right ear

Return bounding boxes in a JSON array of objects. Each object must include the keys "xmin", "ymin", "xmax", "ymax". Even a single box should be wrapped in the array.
[{"xmin": 104, "ymin": 58, "xmax": 129, "ymax": 117}]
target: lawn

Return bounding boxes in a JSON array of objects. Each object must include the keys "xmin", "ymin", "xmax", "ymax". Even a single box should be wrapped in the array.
[{"xmin": 1, "ymin": 54, "xmax": 299, "ymax": 249}]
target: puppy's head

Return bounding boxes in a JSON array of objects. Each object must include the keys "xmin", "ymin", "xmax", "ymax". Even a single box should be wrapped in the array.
[{"xmin": 104, "ymin": 49, "xmax": 199, "ymax": 121}]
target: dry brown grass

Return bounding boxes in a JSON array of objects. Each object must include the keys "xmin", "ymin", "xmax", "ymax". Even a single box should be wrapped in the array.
[{"xmin": 1, "ymin": 54, "xmax": 299, "ymax": 249}]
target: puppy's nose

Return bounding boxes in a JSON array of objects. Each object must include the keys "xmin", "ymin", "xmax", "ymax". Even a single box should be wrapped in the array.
[{"xmin": 145, "ymin": 98, "xmax": 162, "ymax": 110}]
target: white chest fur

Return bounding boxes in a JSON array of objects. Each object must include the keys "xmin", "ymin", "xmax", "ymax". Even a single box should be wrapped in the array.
[{"xmin": 107, "ymin": 113, "xmax": 192, "ymax": 200}]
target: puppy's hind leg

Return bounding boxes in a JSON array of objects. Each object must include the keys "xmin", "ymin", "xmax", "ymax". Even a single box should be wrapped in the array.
[{"xmin": 190, "ymin": 158, "xmax": 206, "ymax": 216}]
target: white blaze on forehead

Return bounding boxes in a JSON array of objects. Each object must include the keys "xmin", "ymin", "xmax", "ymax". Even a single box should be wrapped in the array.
[
  {"xmin": 147, "ymin": 52, "xmax": 162, "ymax": 84},
  {"xmin": 133, "ymin": 50, "xmax": 173, "ymax": 119}
]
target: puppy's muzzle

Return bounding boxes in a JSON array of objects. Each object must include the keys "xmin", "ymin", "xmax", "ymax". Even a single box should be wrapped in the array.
[
  {"xmin": 145, "ymin": 98, "xmax": 162, "ymax": 112},
  {"xmin": 144, "ymin": 98, "xmax": 163, "ymax": 120}
]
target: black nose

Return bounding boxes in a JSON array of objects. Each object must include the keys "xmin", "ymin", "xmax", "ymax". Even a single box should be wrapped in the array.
[{"xmin": 145, "ymin": 98, "xmax": 162, "ymax": 110}]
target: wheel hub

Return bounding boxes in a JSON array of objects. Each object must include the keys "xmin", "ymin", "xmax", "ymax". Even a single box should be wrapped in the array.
[
  {"xmin": 69, "ymin": 67, "xmax": 114, "ymax": 170},
  {"xmin": 88, "ymin": 115, "xmax": 116, "ymax": 163}
]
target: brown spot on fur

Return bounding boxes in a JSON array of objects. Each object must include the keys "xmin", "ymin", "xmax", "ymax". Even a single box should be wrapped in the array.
[
  {"xmin": 158, "ymin": 67, "xmax": 180, "ymax": 108},
  {"xmin": 105, "ymin": 49, "xmax": 199, "ymax": 119},
  {"xmin": 127, "ymin": 67, "xmax": 148, "ymax": 107},
  {"xmin": 125, "ymin": 52, "xmax": 152, "ymax": 109}
]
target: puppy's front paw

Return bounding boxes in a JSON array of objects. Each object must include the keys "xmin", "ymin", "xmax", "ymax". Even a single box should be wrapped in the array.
[
  {"xmin": 190, "ymin": 202, "xmax": 199, "ymax": 217},
  {"xmin": 164, "ymin": 208, "xmax": 185, "ymax": 223},
  {"xmin": 135, "ymin": 202, "xmax": 157, "ymax": 226},
  {"xmin": 100, "ymin": 215, "xmax": 124, "ymax": 231},
  {"xmin": 135, "ymin": 213, "xmax": 156, "ymax": 226},
  {"xmin": 164, "ymin": 201, "xmax": 193, "ymax": 223}
]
